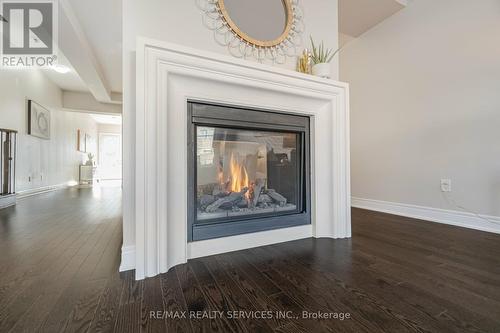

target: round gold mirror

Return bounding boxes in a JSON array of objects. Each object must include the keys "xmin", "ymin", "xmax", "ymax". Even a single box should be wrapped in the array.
[
  {"xmin": 197, "ymin": 0, "xmax": 304, "ymax": 63},
  {"xmin": 218, "ymin": 0, "xmax": 293, "ymax": 48}
]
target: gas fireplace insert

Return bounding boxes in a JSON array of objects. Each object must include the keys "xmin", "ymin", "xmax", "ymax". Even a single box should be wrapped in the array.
[{"xmin": 188, "ymin": 102, "xmax": 311, "ymax": 241}]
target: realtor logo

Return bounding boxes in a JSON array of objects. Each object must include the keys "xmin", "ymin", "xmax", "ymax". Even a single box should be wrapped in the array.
[{"xmin": 1, "ymin": 0, "xmax": 57, "ymax": 67}]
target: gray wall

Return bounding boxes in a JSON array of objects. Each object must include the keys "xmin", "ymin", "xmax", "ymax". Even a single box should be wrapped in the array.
[{"xmin": 341, "ymin": 0, "xmax": 500, "ymax": 216}]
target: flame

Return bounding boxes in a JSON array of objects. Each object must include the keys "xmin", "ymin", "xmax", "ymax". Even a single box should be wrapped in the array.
[{"xmin": 228, "ymin": 153, "xmax": 249, "ymax": 193}]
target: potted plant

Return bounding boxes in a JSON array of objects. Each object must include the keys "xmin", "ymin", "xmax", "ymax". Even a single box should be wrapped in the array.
[
  {"xmin": 86, "ymin": 153, "xmax": 95, "ymax": 166},
  {"xmin": 310, "ymin": 37, "xmax": 341, "ymax": 79}
]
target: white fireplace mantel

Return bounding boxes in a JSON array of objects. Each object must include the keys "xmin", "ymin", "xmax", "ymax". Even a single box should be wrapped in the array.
[{"xmin": 125, "ymin": 38, "xmax": 351, "ymax": 280}]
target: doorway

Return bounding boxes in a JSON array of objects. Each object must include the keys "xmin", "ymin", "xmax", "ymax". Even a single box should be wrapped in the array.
[{"xmin": 98, "ymin": 133, "xmax": 122, "ymax": 180}]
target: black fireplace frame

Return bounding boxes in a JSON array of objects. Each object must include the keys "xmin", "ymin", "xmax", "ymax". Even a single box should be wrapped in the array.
[{"xmin": 187, "ymin": 101, "xmax": 311, "ymax": 241}]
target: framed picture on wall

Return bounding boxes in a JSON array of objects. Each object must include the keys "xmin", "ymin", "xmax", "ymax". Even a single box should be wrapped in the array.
[
  {"xmin": 28, "ymin": 100, "xmax": 51, "ymax": 140},
  {"xmin": 77, "ymin": 129, "xmax": 86, "ymax": 152}
]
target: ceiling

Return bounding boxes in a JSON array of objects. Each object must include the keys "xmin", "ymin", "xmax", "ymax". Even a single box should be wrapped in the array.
[
  {"xmin": 339, "ymin": 0, "xmax": 407, "ymax": 39},
  {"xmin": 90, "ymin": 114, "xmax": 122, "ymax": 125},
  {"xmin": 43, "ymin": 0, "xmax": 122, "ymax": 104},
  {"xmin": 41, "ymin": 52, "xmax": 88, "ymax": 92},
  {"xmin": 67, "ymin": 0, "xmax": 122, "ymax": 93}
]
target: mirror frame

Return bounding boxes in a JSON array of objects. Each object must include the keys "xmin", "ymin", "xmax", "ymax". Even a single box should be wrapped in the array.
[
  {"xmin": 217, "ymin": 0, "xmax": 294, "ymax": 48},
  {"xmin": 196, "ymin": 0, "xmax": 304, "ymax": 63}
]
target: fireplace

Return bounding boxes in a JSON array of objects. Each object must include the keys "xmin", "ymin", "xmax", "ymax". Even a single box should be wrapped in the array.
[
  {"xmin": 188, "ymin": 102, "xmax": 311, "ymax": 241},
  {"xmin": 128, "ymin": 40, "xmax": 350, "ymax": 278}
]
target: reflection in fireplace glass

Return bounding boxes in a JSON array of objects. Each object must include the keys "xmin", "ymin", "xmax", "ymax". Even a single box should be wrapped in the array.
[{"xmin": 196, "ymin": 126, "xmax": 301, "ymax": 221}]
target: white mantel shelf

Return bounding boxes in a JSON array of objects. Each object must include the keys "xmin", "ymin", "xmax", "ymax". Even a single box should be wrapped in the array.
[{"xmin": 124, "ymin": 38, "xmax": 351, "ymax": 280}]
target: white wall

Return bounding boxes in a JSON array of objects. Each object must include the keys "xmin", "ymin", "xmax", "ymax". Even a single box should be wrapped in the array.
[
  {"xmin": 341, "ymin": 0, "xmax": 500, "ymax": 217},
  {"xmin": 0, "ymin": 69, "xmax": 98, "ymax": 193},
  {"xmin": 122, "ymin": 0, "xmax": 340, "ymax": 249}
]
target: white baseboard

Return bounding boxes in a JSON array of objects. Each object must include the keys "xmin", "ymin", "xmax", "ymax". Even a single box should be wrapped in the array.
[
  {"xmin": 119, "ymin": 225, "xmax": 312, "ymax": 272},
  {"xmin": 17, "ymin": 183, "xmax": 69, "ymax": 199},
  {"xmin": 352, "ymin": 197, "xmax": 500, "ymax": 235},
  {"xmin": 0, "ymin": 194, "xmax": 16, "ymax": 209},
  {"xmin": 187, "ymin": 224, "xmax": 313, "ymax": 260},
  {"xmin": 119, "ymin": 245, "xmax": 136, "ymax": 272}
]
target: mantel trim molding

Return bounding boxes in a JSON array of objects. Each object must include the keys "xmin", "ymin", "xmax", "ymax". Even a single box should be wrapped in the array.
[{"xmin": 128, "ymin": 38, "xmax": 351, "ymax": 279}]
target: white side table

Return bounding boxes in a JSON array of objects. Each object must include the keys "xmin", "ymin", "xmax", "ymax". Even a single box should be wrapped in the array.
[{"xmin": 79, "ymin": 165, "xmax": 97, "ymax": 185}]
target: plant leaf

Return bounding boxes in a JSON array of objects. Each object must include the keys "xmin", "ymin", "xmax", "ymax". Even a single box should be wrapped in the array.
[
  {"xmin": 310, "ymin": 36, "xmax": 316, "ymax": 58},
  {"xmin": 327, "ymin": 46, "xmax": 342, "ymax": 63}
]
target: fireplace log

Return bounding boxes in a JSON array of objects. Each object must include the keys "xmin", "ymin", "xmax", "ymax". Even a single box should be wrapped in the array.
[
  {"xmin": 257, "ymin": 194, "xmax": 272, "ymax": 204},
  {"xmin": 236, "ymin": 198, "xmax": 248, "ymax": 208},
  {"xmin": 206, "ymin": 187, "xmax": 248, "ymax": 212},
  {"xmin": 267, "ymin": 189, "xmax": 287, "ymax": 206},
  {"xmin": 251, "ymin": 178, "xmax": 265, "ymax": 208},
  {"xmin": 213, "ymin": 189, "xmax": 227, "ymax": 198},
  {"xmin": 199, "ymin": 194, "xmax": 216, "ymax": 209},
  {"xmin": 219, "ymin": 201, "xmax": 235, "ymax": 210}
]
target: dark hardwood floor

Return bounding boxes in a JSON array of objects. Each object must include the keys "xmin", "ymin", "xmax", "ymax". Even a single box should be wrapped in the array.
[{"xmin": 0, "ymin": 187, "xmax": 499, "ymax": 332}]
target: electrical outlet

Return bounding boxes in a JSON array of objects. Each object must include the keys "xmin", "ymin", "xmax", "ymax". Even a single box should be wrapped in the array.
[{"xmin": 441, "ymin": 179, "xmax": 451, "ymax": 192}]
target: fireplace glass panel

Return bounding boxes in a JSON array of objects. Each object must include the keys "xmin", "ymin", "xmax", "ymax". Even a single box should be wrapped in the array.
[{"xmin": 196, "ymin": 126, "xmax": 302, "ymax": 222}]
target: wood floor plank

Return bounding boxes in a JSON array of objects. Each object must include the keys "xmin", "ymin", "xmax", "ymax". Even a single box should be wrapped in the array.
[
  {"xmin": 38, "ymin": 212, "xmax": 120, "ymax": 332},
  {"xmin": 185, "ymin": 259, "xmax": 249, "ymax": 332},
  {"xmin": 60, "ymin": 278, "xmax": 108, "ymax": 333},
  {"xmin": 244, "ymin": 247, "xmax": 375, "ymax": 332},
  {"xmin": 0, "ymin": 229, "xmax": 94, "ymax": 332},
  {"xmin": 140, "ymin": 276, "xmax": 166, "ymax": 332},
  {"xmin": 1, "ymin": 188, "xmax": 499, "ymax": 333},
  {"xmin": 201, "ymin": 256, "xmax": 274, "ymax": 332},
  {"xmin": 278, "ymin": 239, "xmax": 465, "ymax": 333},
  {"xmin": 352, "ymin": 234, "xmax": 500, "ymax": 322},
  {"xmin": 160, "ymin": 267, "xmax": 193, "ymax": 333},
  {"xmin": 215, "ymin": 253, "xmax": 302, "ymax": 331},
  {"xmin": 114, "ymin": 270, "xmax": 144, "ymax": 333},
  {"xmin": 87, "ymin": 272, "xmax": 124, "ymax": 333},
  {"xmin": 175, "ymin": 264, "xmax": 218, "ymax": 333}
]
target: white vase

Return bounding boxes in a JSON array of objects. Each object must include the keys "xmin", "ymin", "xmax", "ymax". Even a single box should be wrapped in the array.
[{"xmin": 312, "ymin": 63, "xmax": 331, "ymax": 78}]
